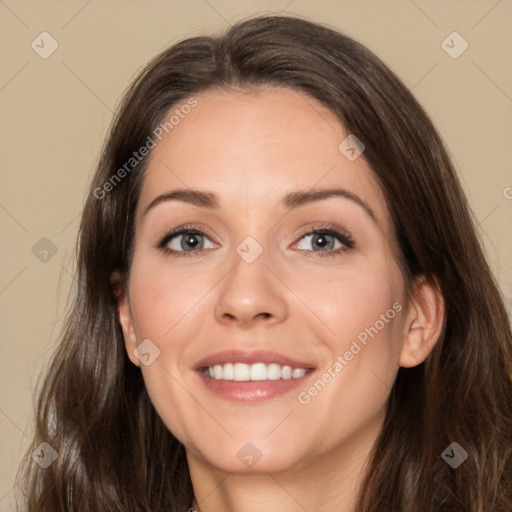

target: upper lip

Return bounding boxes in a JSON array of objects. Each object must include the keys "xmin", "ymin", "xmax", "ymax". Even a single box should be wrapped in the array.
[{"xmin": 194, "ymin": 349, "xmax": 316, "ymax": 370}]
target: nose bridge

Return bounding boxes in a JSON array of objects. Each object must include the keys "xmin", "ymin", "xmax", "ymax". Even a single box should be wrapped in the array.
[{"xmin": 213, "ymin": 233, "xmax": 287, "ymax": 325}]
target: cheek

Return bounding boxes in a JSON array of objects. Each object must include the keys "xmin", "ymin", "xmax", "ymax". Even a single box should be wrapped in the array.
[
  {"xmin": 298, "ymin": 258, "xmax": 405, "ymax": 355},
  {"xmin": 127, "ymin": 255, "xmax": 210, "ymax": 343},
  {"xmin": 124, "ymin": 257, "xmax": 223, "ymax": 442},
  {"xmin": 293, "ymin": 261, "xmax": 405, "ymax": 418},
  {"xmin": 335, "ymin": 275, "xmax": 403, "ymax": 354}
]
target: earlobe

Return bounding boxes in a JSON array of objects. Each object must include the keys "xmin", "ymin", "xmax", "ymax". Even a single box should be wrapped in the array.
[
  {"xmin": 399, "ymin": 275, "xmax": 445, "ymax": 368},
  {"xmin": 116, "ymin": 282, "xmax": 141, "ymax": 368}
]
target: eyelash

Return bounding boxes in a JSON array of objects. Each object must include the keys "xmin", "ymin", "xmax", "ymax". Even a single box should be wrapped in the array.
[{"xmin": 156, "ymin": 223, "xmax": 356, "ymax": 258}]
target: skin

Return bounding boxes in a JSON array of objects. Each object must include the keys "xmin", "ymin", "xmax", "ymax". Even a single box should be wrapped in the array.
[{"xmin": 118, "ymin": 87, "xmax": 445, "ymax": 512}]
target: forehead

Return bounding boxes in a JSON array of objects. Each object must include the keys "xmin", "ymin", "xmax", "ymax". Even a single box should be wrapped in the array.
[{"xmin": 138, "ymin": 87, "xmax": 391, "ymax": 233}]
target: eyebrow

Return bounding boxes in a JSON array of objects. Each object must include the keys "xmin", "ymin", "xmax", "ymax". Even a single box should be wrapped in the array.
[{"xmin": 142, "ymin": 186, "xmax": 378, "ymax": 225}]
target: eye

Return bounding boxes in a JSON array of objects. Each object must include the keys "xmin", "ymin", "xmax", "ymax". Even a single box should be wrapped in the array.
[
  {"xmin": 157, "ymin": 223, "xmax": 355, "ymax": 258},
  {"xmin": 157, "ymin": 225, "xmax": 217, "ymax": 257},
  {"xmin": 294, "ymin": 225, "xmax": 355, "ymax": 257}
]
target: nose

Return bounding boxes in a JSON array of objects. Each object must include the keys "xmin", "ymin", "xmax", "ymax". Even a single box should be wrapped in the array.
[{"xmin": 213, "ymin": 244, "xmax": 288, "ymax": 328}]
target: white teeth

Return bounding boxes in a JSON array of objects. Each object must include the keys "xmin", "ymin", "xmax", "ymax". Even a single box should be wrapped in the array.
[
  {"xmin": 267, "ymin": 363, "xmax": 282, "ymax": 380},
  {"xmin": 223, "ymin": 362, "xmax": 234, "ymax": 380},
  {"xmin": 292, "ymin": 368, "xmax": 307, "ymax": 378},
  {"xmin": 233, "ymin": 362, "xmax": 250, "ymax": 381},
  {"xmin": 203, "ymin": 362, "xmax": 310, "ymax": 381},
  {"xmin": 213, "ymin": 364, "xmax": 223, "ymax": 380},
  {"xmin": 250, "ymin": 362, "xmax": 267, "ymax": 381}
]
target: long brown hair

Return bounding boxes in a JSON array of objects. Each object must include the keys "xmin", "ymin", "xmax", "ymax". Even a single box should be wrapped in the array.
[{"xmin": 18, "ymin": 14, "xmax": 512, "ymax": 511}]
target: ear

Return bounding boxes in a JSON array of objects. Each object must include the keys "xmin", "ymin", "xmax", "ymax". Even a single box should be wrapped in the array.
[
  {"xmin": 399, "ymin": 275, "xmax": 445, "ymax": 368},
  {"xmin": 112, "ymin": 271, "xmax": 140, "ymax": 367}
]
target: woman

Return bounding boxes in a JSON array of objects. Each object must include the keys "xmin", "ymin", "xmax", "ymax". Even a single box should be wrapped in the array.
[{"xmin": 18, "ymin": 14, "xmax": 512, "ymax": 512}]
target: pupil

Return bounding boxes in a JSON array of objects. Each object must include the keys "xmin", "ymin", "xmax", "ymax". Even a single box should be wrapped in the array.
[
  {"xmin": 314, "ymin": 234, "xmax": 332, "ymax": 250},
  {"xmin": 184, "ymin": 234, "xmax": 200, "ymax": 249}
]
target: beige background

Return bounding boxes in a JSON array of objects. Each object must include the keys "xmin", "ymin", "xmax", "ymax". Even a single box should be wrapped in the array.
[{"xmin": 1, "ymin": 0, "xmax": 511, "ymax": 508}]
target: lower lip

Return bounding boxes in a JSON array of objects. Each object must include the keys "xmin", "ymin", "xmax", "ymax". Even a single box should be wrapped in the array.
[{"xmin": 196, "ymin": 370, "xmax": 315, "ymax": 402}]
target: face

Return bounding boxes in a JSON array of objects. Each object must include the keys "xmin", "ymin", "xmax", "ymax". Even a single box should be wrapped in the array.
[{"xmin": 118, "ymin": 87, "xmax": 415, "ymax": 475}]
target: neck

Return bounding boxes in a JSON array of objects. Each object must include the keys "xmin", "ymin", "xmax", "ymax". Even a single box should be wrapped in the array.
[{"xmin": 187, "ymin": 411, "xmax": 384, "ymax": 512}]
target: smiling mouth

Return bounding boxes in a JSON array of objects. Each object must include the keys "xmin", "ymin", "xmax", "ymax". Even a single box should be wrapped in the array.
[{"xmin": 200, "ymin": 362, "xmax": 312, "ymax": 381}]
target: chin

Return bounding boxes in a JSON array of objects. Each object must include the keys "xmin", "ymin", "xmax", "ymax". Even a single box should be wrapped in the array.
[{"xmin": 188, "ymin": 437, "xmax": 306, "ymax": 474}]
